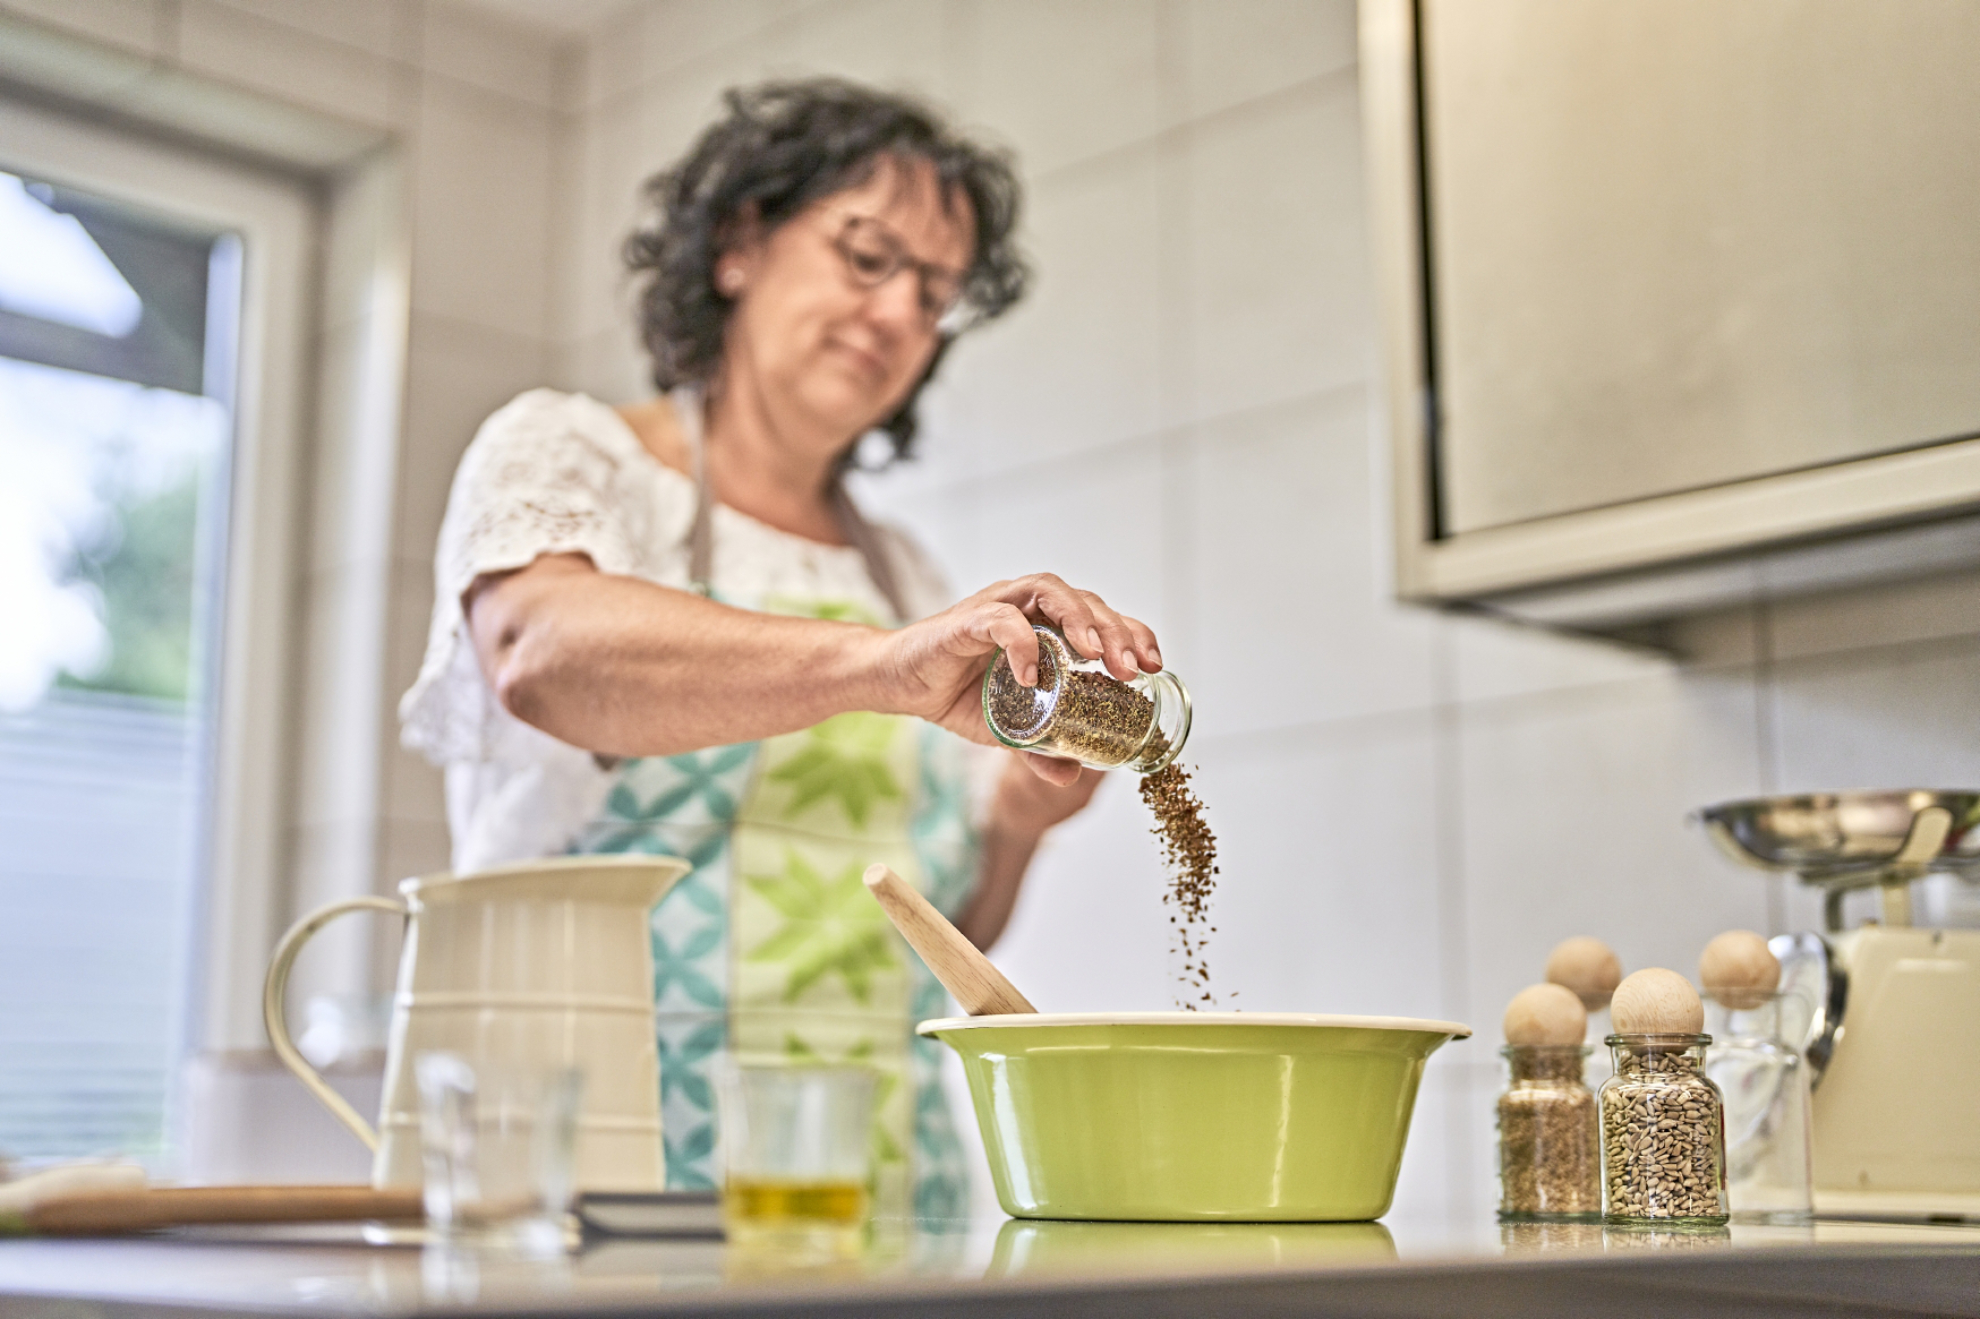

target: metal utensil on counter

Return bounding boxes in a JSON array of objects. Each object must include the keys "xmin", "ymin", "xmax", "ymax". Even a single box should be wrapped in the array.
[
  {"xmin": 861, "ymin": 864, "xmax": 1036, "ymax": 1015},
  {"xmin": 1697, "ymin": 790, "xmax": 1979, "ymax": 930}
]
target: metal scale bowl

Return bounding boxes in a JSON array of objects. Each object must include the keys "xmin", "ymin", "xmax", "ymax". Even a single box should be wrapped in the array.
[{"xmin": 1697, "ymin": 790, "xmax": 1980, "ymax": 930}]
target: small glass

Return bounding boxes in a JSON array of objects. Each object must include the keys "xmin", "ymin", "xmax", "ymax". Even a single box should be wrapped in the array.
[
  {"xmin": 715, "ymin": 1063, "xmax": 876, "ymax": 1254},
  {"xmin": 1497, "ymin": 1044, "xmax": 1600, "ymax": 1220},
  {"xmin": 1705, "ymin": 993, "xmax": 1814, "ymax": 1221},
  {"xmin": 1599, "ymin": 1034, "xmax": 1729, "ymax": 1226},
  {"xmin": 982, "ymin": 623, "xmax": 1190, "ymax": 772},
  {"xmin": 416, "ymin": 1052, "xmax": 583, "ymax": 1253}
]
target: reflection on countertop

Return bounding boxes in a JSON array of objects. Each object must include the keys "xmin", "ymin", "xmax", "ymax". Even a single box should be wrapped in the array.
[
  {"xmin": 988, "ymin": 1218, "xmax": 1398, "ymax": 1278},
  {"xmin": 0, "ymin": 1210, "xmax": 1977, "ymax": 1316}
]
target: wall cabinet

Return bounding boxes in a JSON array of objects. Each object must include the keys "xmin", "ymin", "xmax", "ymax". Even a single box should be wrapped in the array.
[{"xmin": 1362, "ymin": 0, "xmax": 1980, "ymax": 639}]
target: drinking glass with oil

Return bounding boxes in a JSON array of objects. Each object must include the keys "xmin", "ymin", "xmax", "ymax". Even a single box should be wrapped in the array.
[{"xmin": 715, "ymin": 1062, "xmax": 876, "ymax": 1255}]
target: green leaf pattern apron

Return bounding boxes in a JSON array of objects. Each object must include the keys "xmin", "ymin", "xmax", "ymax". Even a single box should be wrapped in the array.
[{"xmin": 568, "ymin": 391, "xmax": 978, "ymax": 1218}]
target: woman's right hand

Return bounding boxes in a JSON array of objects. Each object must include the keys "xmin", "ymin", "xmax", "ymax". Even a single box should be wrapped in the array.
[{"xmin": 873, "ymin": 573, "xmax": 1163, "ymax": 783}]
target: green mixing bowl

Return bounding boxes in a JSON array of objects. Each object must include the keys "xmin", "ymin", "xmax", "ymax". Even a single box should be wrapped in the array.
[{"xmin": 920, "ymin": 1012, "xmax": 1471, "ymax": 1222}]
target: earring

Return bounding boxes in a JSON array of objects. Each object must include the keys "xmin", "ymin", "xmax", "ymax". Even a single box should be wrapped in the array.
[{"xmin": 718, "ymin": 266, "xmax": 744, "ymax": 293}]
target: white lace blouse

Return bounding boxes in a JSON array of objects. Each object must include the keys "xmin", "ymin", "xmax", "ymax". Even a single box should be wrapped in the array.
[{"xmin": 399, "ymin": 388, "xmax": 959, "ymax": 874}]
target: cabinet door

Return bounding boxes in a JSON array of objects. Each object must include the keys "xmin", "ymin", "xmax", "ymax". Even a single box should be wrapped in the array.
[{"xmin": 1420, "ymin": 0, "xmax": 1980, "ymax": 537}]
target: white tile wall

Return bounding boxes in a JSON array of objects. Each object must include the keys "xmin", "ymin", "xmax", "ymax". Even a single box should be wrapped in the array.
[
  {"xmin": 970, "ymin": 0, "xmax": 1165, "ymax": 178},
  {"xmin": 1178, "ymin": 0, "xmax": 1356, "ymax": 120},
  {"xmin": 394, "ymin": 313, "xmax": 549, "ymax": 555},
  {"xmin": 0, "ymin": 0, "xmax": 164, "ymax": 56},
  {"xmin": 1455, "ymin": 670, "xmax": 1769, "ymax": 1023},
  {"xmin": 1181, "ymin": 385, "xmax": 1436, "ymax": 729},
  {"xmin": 206, "ymin": 0, "xmax": 407, "ymax": 62},
  {"xmin": 420, "ymin": 0, "xmax": 562, "ymax": 108},
  {"xmin": 784, "ymin": 0, "xmax": 950, "ymax": 97},
  {"xmin": 409, "ymin": 78, "xmax": 556, "ymax": 339},
  {"xmin": 1770, "ymin": 638, "xmax": 1980, "ymax": 791},
  {"xmin": 948, "ymin": 144, "xmax": 1167, "ymax": 471},
  {"xmin": 1194, "ymin": 715, "xmax": 1446, "ymax": 1018},
  {"xmin": 1181, "ymin": 69, "xmax": 1370, "ymax": 422},
  {"xmin": 178, "ymin": 0, "xmax": 399, "ymax": 129}
]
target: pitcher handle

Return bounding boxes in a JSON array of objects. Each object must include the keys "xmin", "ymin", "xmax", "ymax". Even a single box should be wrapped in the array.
[{"xmin": 262, "ymin": 896, "xmax": 408, "ymax": 1152}]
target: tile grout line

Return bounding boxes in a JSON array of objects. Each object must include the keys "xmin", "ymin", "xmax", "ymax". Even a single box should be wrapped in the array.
[
  {"xmin": 1026, "ymin": 61, "xmax": 1361, "ymax": 192},
  {"xmin": 898, "ymin": 377, "xmax": 1371, "ymax": 503},
  {"xmin": 1153, "ymin": 0, "xmax": 1195, "ymax": 665},
  {"xmin": 1752, "ymin": 601, "xmax": 1787, "ymax": 934},
  {"xmin": 1429, "ymin": 622, "xmax": 1477, "ymax": 1216}
]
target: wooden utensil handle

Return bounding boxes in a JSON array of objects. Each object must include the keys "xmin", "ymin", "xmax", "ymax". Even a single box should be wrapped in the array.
[
  {"xmin": 26, "ymin": 1185, "xmax": 424, "ymax": 1235},
  {"xmin": 863, "ymin": 864, "xmax": 1037, "ymax": 1015}
]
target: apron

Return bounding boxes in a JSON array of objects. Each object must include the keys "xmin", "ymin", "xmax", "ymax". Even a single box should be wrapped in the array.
[{"xmin": 570, "ymin": 390, "xmax": 979, "ymax": 1219}]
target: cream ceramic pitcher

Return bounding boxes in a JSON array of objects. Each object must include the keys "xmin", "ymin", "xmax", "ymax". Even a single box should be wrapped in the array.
[{"xmin": 263, "ymin": 854, "xmax": 689, "ymax": 1190}]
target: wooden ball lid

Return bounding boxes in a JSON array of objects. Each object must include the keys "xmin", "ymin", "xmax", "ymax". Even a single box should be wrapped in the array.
[
  {"xmin": 1610, "ymin": 968, "xmax": 1704, "ymax": 1035},
  {"xmin": 1699, "ymin": 929, "xmax": 1780, "ymax": 1009},
  {"xmin": 1503, "ymin": 982, "xmax": 1588, "ymax": 1046},
  {"xmin": 1545, "ymin": 936, "xmax": 1622, "ymax": 1010}
]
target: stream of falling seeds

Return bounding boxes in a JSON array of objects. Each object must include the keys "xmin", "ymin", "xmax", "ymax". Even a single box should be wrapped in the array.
[{"xmin": 1139, "ymin": 760, "xmax": 1219, "ymax": 1009}]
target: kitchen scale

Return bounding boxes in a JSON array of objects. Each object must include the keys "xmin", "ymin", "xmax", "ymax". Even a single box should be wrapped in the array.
[{"xmin": 1698, "ymin": 790, "xmax": 1980, "ymax": 1221}]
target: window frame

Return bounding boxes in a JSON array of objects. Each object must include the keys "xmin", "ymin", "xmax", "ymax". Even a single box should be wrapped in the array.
[{"xmin": 0, "ymin": 98, "xmax": 317, "ymax": 1062}]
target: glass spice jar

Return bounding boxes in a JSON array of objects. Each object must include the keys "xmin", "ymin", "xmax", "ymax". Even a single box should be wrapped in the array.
[
  {"xmin": 981, "ymin": 623, "xmax": 1191, "ymax": 772},
  {"xmin": 1498, "ymin": 1045, "xmax": 1601, "ymax": 1221},
  {"xmin": 1705, "ymin": 994, "xmax": 1814, "ymax": 1222},
  {"xmin": 1599, "ymin": 1034, "xmax": 1729, "ymax": 1226}
]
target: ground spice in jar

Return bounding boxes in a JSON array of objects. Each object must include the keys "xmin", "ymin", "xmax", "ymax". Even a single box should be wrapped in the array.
[
  {"xmin": 1599, "ymin": 1039, "xmax": 1729, "ymax": 1223},
  {"xmin": 984, "ymin": 633, "xmax": 1159, "ymax": 766},
  {"xmin": 1138, "ymin": 753, "xmax": 1219, "ymax": 1008},
  {"xmin": 1498, "ymin": 1046, "xmax": 1600, "ymax": 1220}
]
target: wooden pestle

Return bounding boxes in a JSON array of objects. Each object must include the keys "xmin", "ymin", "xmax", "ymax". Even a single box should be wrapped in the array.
[
  {"xmin": 16, "ymin": 1185, "xmax": 424, "ymax": 1236},
  {"xmin": 862, "ymin": 864, "xmax": 1037, "ymax": 1015}
]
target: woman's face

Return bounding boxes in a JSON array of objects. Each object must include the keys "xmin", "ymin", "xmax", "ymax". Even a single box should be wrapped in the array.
[{"xmin": 718, "ymin": 156, "xmax": 974, "ymax": 451}]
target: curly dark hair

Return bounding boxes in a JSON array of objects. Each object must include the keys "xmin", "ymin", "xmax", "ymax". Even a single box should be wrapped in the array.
[{"xmin": 623, "ymin": 78, "xmax": 1028, "ymax": 469}]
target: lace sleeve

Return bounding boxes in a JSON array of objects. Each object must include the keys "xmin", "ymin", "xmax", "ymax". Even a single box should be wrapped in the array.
[{"xmin": 399, "ymin": 390, "xmax": 654, "ymax": 765}]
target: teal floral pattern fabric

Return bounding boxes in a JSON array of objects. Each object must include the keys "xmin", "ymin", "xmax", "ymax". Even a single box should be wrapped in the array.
[
  {"xmin": 577, "ymin": 722, "xmax": 980, "ymax": 1208},
  {"xmin": 906, "ymin": 724, "xmax": 981, "ymax": 1217},
  {"xmin": 578, "ymin": 741, "xmax": 755, "ymax": 1192}
]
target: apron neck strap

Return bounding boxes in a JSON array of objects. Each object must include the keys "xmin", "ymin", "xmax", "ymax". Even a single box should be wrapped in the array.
[{"xmin": 673, "ymin": 385, "xmax": 909, "ymax": 622}]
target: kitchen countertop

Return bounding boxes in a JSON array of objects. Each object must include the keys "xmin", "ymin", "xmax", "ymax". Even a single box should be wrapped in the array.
[{"xmin": 3, "ymin": 1210, "xmax": 1979, "ymax": 1317}]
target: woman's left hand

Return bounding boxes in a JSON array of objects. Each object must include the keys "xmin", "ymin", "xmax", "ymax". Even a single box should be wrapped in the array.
[
  {"xmin": 994, "ymin": 753, "xmax": 1104, "ymax": 840},
  {"xmin": 955, "ymin": 753, "xmax": 1106, "ymax": 949}
]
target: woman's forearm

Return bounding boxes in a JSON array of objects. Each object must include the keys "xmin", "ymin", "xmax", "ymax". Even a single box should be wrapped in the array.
[
  {"xmin": 953, "ymin": 756, "xmax": 1104, "ymax": 950},
  {"xmin": 954, "ymin": 817, "xmax": 1042, "ymax": 951},
  {"xmin": 469, "ymin": 554, "xmax": 892, "ymax": 757}
]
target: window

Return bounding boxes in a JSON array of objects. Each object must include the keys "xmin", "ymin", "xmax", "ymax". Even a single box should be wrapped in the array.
[{"xmin": 0, "ymin": 170, "xmax": 239, "ymax": 1162}]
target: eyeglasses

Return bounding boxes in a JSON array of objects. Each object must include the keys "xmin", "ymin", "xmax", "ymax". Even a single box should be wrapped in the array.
[{"xmin": 825, "ymin": 212, "xmax": 975, "ymax": 334}]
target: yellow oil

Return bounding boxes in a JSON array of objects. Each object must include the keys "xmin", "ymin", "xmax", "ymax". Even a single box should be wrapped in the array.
[{"xmin": 724, "ymin": 1177, "xmax": 869, "ymax": 1226}]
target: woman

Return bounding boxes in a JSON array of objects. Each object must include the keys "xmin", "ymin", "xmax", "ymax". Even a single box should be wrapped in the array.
[{"xmin": 400, "ymin": 80, "xmax": 1166, "ymax": 1216}]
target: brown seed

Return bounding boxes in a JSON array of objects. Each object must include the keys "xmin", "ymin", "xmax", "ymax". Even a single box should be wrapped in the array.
[{"xmin": 1137, "ymin": 744, "xmax": 1221, "ymax": 1009}]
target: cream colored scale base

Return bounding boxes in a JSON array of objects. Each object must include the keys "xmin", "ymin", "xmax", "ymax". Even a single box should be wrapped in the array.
[{"xmin": 1813, "ymin": 926, "xmax": 1980, "ymax": 1218}]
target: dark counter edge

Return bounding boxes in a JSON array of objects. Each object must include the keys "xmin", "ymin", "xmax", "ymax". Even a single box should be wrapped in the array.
[{"xmin": 4, "ymin": 1243, "xmax": 1979, "ymax": 1319}]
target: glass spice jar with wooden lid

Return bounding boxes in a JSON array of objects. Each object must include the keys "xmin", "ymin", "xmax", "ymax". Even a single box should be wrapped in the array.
[
  {"xmin": 981, "ymin": 622, "xmax": 1191, "ymax": 772},
  {"xmin": 1497, "ymin": 984, "xmax": 1601, "ymax": 1221},
  {"xmin": 1499, "ymin": 1045, "xmax": 1601, "ymax": 1220},
  {"xmin": 1599, "ymin": 970, "xmax": 1730, "ymax": 1227}
]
